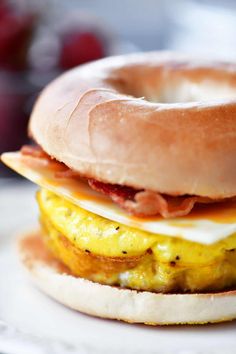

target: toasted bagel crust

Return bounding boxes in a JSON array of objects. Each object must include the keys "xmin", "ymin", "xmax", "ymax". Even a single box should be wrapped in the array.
[
  {"xmin": 19, "ymin": 232, "xmax": 236, "ymax": 325},
  {"xmin": 29, "ymin": 52, "xmax": 236, "ymax": 198}
]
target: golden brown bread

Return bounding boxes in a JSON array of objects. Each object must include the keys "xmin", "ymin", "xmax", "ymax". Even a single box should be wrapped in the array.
[{"xmin": 29, "ymin": 52, "xmax": 236, "ymax": 198}]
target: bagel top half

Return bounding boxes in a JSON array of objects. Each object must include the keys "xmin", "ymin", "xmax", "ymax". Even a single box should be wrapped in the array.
[{"xmin": 29, "ymin": 52, "xmax": 236, "ymax": 199}]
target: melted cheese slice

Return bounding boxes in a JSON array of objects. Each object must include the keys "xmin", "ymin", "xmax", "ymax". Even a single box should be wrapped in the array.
[{"xmin": 2, "ymin": 152, "xmax": 236, "ymax": 245}]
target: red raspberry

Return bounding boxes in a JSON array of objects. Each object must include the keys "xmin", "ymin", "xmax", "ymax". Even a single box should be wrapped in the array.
[{"xmin": 59, "ymin": 31, "xmax": 105, "ymax": 69}]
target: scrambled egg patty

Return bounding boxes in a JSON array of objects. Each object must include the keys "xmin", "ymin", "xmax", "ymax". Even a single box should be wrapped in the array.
[{"xmin": 37, "ymin": 188, "xmax": 236, "ymax": 293}]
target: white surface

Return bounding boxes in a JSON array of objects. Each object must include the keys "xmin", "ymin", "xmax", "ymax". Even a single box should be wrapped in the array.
[{"xmin": 0, "ymin": 181, "xmax": 236, "ymax": 354}]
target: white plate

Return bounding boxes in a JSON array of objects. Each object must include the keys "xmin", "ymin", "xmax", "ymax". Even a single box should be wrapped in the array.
[{"xmin": 0, "ymin": 181, "xmax": 236, "ymax": 354}]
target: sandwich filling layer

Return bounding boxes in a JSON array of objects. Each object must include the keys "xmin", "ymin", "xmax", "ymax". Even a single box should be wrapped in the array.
[{"xmin": 38, "ymin": 188, "xmax": 236, "ymax": 293}]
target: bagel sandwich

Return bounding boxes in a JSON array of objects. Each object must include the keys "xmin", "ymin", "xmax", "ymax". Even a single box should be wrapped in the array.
[{"xmin": 1, "ymin": 52, "xmax": 236, "ymax": 325}]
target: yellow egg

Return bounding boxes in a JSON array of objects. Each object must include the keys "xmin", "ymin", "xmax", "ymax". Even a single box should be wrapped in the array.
[{"xmin": 38, "ymin": 188, "xmax": 236, "ymax": 293}]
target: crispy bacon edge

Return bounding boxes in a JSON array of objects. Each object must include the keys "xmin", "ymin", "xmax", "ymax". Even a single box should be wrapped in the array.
[{"xmin": 87, "ymin": 179, "xmax": 213, "ymax": 218}]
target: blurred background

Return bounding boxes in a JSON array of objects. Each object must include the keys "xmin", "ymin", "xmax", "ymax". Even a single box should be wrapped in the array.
[{"xmin": 1, "ymin": 0, "xmax": 236, "ymax": 176}]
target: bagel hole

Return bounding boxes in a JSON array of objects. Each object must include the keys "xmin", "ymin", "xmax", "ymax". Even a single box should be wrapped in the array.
[
  {"xmin": 158, "ymin": 81, "xmax": 236, "ymax": 103},
  {"xmin": 128, "ymin": 80, "xmax": 236, "ymax": 104}
]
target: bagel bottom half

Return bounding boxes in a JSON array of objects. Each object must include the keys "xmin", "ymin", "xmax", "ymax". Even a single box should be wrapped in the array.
[{"xmin": 19, "ymin": 232, "xmax": 236, "ymax": 325}]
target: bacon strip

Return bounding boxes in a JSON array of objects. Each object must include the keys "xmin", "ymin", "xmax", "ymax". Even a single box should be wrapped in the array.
[
  {"xmin": 21, "ymin": 145, "xmax": 67, "ymax": 172},
  {"xmin": 20, "ymin": 145, "xmax": 220, "ymax": 218},
  {"xmin": 21, "ymin": 145, "xmax": 49, "ymax": 159},
  {"xmin": 123, "ymin": 191, "xmax": 212, "ymax": 218},
  {"xmin": 87, "ymin": 179, "xmax": 212, "ymax": 218}
]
